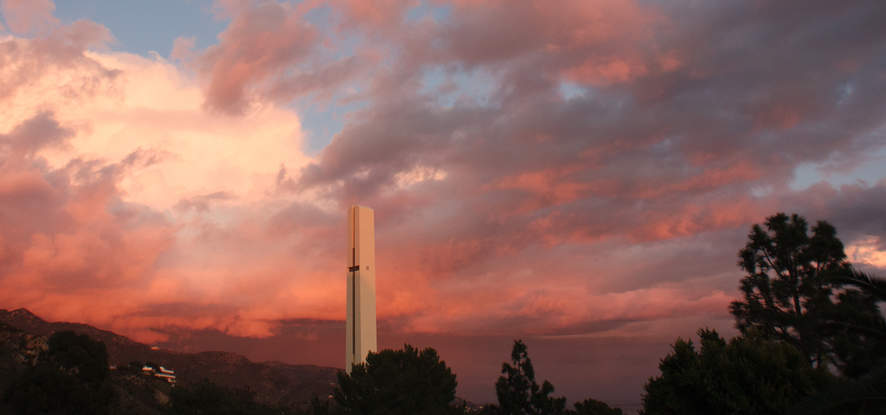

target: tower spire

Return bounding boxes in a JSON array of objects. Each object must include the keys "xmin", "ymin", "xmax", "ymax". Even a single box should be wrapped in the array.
[{"xmin": 346, "ymin": 206, "xmax": 377, "ymax": 373}]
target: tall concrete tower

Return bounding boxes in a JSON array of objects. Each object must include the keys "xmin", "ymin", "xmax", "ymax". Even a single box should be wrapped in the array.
[{"xmin": 346, "ymin": 205, "xmax": 377, "ymax": 373}]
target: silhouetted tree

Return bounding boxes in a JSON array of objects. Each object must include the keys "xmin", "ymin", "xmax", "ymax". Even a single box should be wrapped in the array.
[
  {"xmin": 304, "ymin": 395, "xmax": 336, "ymax": 415},
  {"xmin": 166, "ymin": 379, "xmax": 278, "ymax": 415},
  {"xmin": 487, "ymin": 340, "xmax": 566, "ymax": 415},
  {"xmin": 641, "ymin": 329, "xmax": 831, "ymax": 415},
  {"xmin": 834, "ymin": 269, "xmax": 886, "ymax": 302},
  {"xmin": 47, "ymin": 330, "xmax": 110, "ymax": 383},
  {"xmin": 333, "ymin": 344, "xmax": 458, "ymax": 415},
  {"xmin": 823, "ymin": 268, "xmax": 886, "ymax": 377},
  {"xmin": 571, "ymin": 398, "xmax": 622, "ymax": 415},
  {"xmin": 729, "ymin": 212, "xmax": 886, "ymax": 376},
  {"xmin": 789, "ymin": 362, "xmax": 886, "ymax": 415},
  {"xmin": 4, "ymin": 331, "xmax": 113, "ymax": 415}
]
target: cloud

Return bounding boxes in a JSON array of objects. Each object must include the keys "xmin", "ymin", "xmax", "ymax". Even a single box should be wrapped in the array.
[
  {"xmin": 0, "ymin": 113, "xmax": 177, "ymax": 334},
  {"xmin": 333, "ymin": 0, "xmax": 414, "ymax": 31},
  {"xmin": 1, "ymin": 0, "xmax": 886, "ymax": 359},
  {"xmin": 21, "ymin": 48, "xmax": 311, "ymax": 210},
  {"xmin": 0, "ymin": 110, "xmax": 72, "ymax": 156},
  {"xmin": 198, "ymin": 0, "xmax": 317, "ymax": 113},
  {"xmin": 0, "ymin": 0, "xmax": 878, "ymax": 405},
  {"xmin": 277, "ymin": 0, "xmax": 886, "ymax": 336},
  {"xmin": 170, "ymin": 36, "xmax": 196, "ymax": 62},
  {"xmin": 0, "ymin": 0, "xmax": 59, "ymax": 34},
  {"xmin": 174, "ymin": 191, "xmax": 235, "ymax": 212},
  {"xmin": 192, "ymin": 0, "xmax": 370, "ymax": 114},
  {"xmin": 847, "ymin": 236, "xmax": 886, "ymax": 272},
  {"xmin": 0, "ymin": 15, "xmax": 320, "ymax": 341},
  {"xmin": 0, "ymin": 19, "xmax": 114, "ymax": 105}
]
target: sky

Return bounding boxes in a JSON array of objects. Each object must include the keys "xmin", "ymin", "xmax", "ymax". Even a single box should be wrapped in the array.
[{"xmin": 1, "ymin": 0, "xmax": 886, "ymax": 407}]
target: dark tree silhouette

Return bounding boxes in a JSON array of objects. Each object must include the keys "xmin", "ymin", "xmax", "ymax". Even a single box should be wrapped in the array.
[
  {"xmin": 4, "ymin": 331, "xmax": 113, "ymax": 415},
  {"xmin": 572, "ymin": 398, "xmax": 622, "ymax": 415},
  {"xmin": 166, "ymin": 379, "xmax": 278, "ymax": 415},
  {"xmin": 47, "ymin": 330, "xmax": 110, "ymax": 384},
  {"xmin": 333, "ymin": 344, "xmax": 457, "ymax": 415},
  {"xmin": 729, "ymin": 212, "xmax": 886, "ymax": 376},
  {"xmin": 789, "ymin": 362, "xmax": 886, "ymax": 415},
  {"xmin": 641, "ymin": 329, "xmax": 831, "ymax": 415},
  {"xmin": 832, "ymin": 269, "xmax": 886, "ymax": 302},
  {"xmin": 487, "ymin": 340, "xmax": 567, "ymax": 415}
]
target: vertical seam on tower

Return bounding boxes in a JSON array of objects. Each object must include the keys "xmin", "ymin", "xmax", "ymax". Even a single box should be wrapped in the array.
[{"xmin": 352, "ymin": 208, "xmax": 356, "ymax": 360}]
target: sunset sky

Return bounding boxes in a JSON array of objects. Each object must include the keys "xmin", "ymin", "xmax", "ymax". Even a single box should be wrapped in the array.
[{"xmin": 2, "ymin": 0, "xmax": 886, "ymax": 406}]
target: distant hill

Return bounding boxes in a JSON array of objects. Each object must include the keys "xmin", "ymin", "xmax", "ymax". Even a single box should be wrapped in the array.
[{"xmin": 0, "ymin": 308, "xmax": 338, "ymax": 409}]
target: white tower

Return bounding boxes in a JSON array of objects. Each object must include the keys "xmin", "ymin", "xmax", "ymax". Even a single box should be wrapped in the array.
[{"xmin": 346, "ymin": 205, "xmax": 377, "ymax": 373}]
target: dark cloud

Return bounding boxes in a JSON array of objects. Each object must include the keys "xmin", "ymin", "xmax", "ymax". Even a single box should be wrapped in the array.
[
  {"xmin": 783, "ymin": 181, "xmax": 886, "ymax": 249},
  {"xmin": 0, "ymin": 111, "xmax": 72, "ymax": 156},
  {"xmin": 194, "ymin": 0, "xmax": 370, "ymax": 114},
  {"xmin": 292, "ymin": 0, "xmax": 886, "ymax": 255},
  {"xmin": 175, "ymin": 191, "xmax": 236, "ymax": 212}
]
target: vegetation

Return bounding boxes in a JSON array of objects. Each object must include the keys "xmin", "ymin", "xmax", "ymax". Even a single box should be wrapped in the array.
[
  {"xmin": 729, "ymin": 213, "xmax": 886, "ymax": 377},
  {"xmin": 3, "ymin": 331, "xmax": 114, "ymax": 415},
  {"xmin": 641, "ymin": 329, "xmax": 831, "ymax": 415},
  {"xmin": 788, "ymin": 363, "xmax": 886, "ymax": 415},
  {"xmin": 643, "ymin": 212, "xmax": 886, "ymax": 414},
  {"xmin": 571, "ymin": 398, "xmax": 622, "ymax": 415},
  {"xmin": 484, "ymin": 339, "xmax": 566, "ymax": 414},
  {"xmin": 165, "ymin": 379, "xmax": 280, "ymax": 415},
  {"xmin": 481, "ymin": 340, "xmax": 621, "ymax": 415},
  {"xmin": 333, "ymin": 344, "xmax": 458, "ymax": 415}
]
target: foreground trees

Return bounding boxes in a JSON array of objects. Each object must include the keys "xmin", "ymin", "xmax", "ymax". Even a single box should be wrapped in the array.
[
  {"xmin": 490, "ymin": 340, "xmax": 567, "ymax": 415},
  {"xmin": 4, "ymin": 331, "xmax": 114, "ymax": 415},
  {"xmin": 333, "ymin": 344, "xmax": 458, "ymax": 415},
  {"xmin": 166, "ymin": 379, "xmax": 278, "ymax": 415},
  {"xmin": 330, "ymin": 341, "xmax": 622, "ymax": 415},
  {"xmin": 644, "ymin": 212, "xmax": 886, "ymax": 414},
  {"xmin": 571, "ymin": 399, "xmax": 622, "ymax": 415},
  {"xmin": 729, "ymin": 213, "xmax": 886, "ymax": 376},
  {"xmin": 641, "ymin": 329, "xmax": 831, "ymax": 415},
  {"xmin": 484, "ymin": 340, "xmax": 621, "ymax": 415}
]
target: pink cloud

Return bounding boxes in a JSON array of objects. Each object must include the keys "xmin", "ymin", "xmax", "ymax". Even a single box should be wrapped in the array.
[
  {"xmin": 170, "ymin": 36, "xmax": 196, "ymax": 62},
  {"xmin": 0, "ymin": 0, "xmax": 58, "ymax": 34},
  {"xmin": 0, "ymin": 20, "xmax": 113, "ymax": 108},
  {"xmin": 0, "ymin": 20, "xmax": 321, "ymax": 342},
  {"xmin": 334, "ymin": 0, "xmax": 414, "ymax": 31},
  {"xmin": 198, "ymin": 1, "xmax": 318, "ymax": 113},
  {"xmin": 564, "ymin": 58, "xmax": 649, "ymax": 85},
  {"xmin": 193, "ymin": 0, "xmax": 371, "ymax": 114},
  {"xmin": 1, "ymin": 0, "xmax": 885, "ymax": 361},
  {"xmin": 1, "ymin": 0, "xmax": 883, "ymax": 405}
]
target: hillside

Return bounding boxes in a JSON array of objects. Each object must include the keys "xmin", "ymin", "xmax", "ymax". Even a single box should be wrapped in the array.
[{"xmin": 0, "ymin": 308, "xmax": 338, "ymax": 409}]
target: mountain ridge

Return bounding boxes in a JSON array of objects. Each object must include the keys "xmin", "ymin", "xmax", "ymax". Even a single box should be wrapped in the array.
[{"xmin": 0, "ymin": 308, "xmax": 339, "ymax": 408}]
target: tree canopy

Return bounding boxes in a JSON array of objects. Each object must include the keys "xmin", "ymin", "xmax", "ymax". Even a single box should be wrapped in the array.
[
  {"xmin": 729, "ymin": 212, "xmax": 886, "ymax": 376},
  {"xmin": 572, "ymin": 398, "xmax": 622, "ymax": 415},
  {"xmin": 166, "ymin": 379, "xmax": 278, "ymax": 415},
  {"xmin": 487, "ymin": 340, "xmax": 567, "ymax": 415},
  {"xmin": 643, "ymin": 212, "xmax": 886, "ymax": 414},
  {"xmin": 641, "ymin": 329, "xmax": 831, "ymax": 415},
  {"xmin": 333, "ymin": 344, "xmax": 458, "ymax": 415},
  {"xmin": 482, "ymin": 340, "xmax": 621, "ymax": 415},
  {"xmin": 4, "ymin": 331, "xmax": 113, "ymax": 415}
]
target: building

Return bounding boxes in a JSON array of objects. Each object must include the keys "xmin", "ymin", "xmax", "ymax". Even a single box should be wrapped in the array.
[
  {"xmin": 141, "ymin": 364, "xmax": 176, "ymax": 386},
  {"xmin": 346, "ymin": 205, "xmax": 378, "ymax": 373}
]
